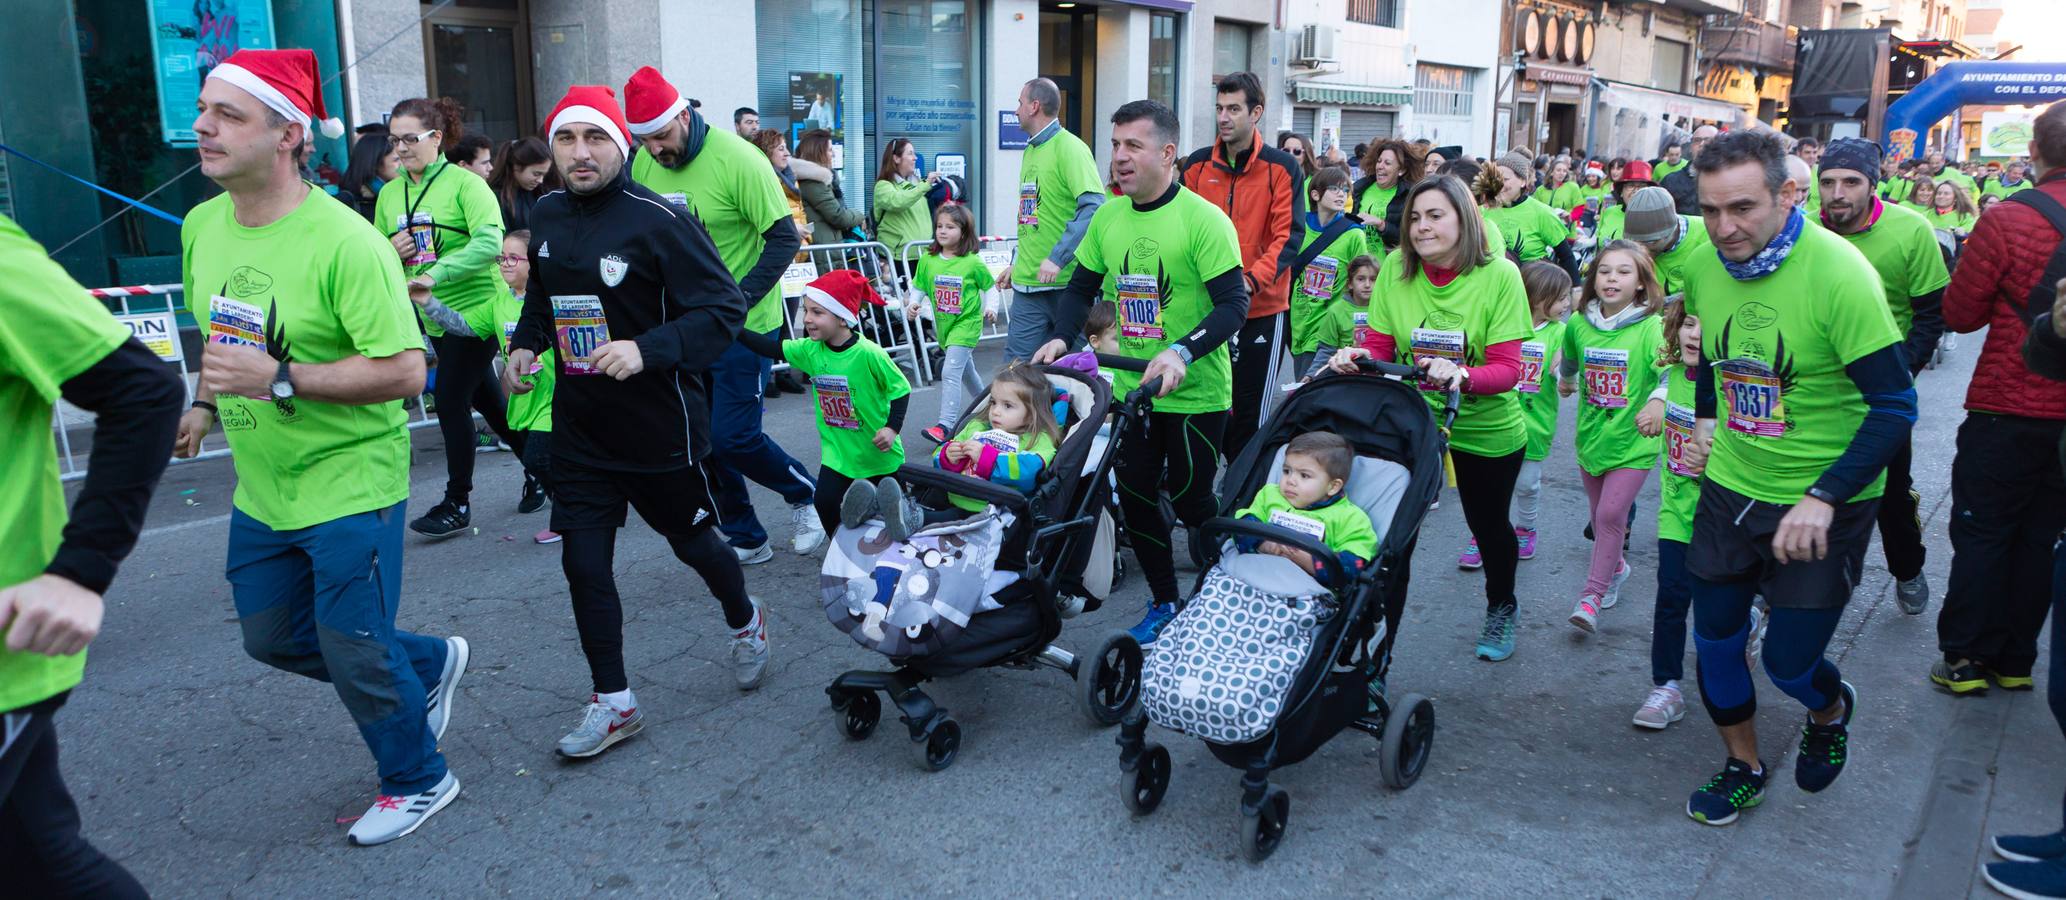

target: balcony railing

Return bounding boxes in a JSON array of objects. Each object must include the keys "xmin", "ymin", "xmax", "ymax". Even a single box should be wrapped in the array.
[{"xmin": 1701, "ymin": 14, "xmax": 1796, "ymax": 73}]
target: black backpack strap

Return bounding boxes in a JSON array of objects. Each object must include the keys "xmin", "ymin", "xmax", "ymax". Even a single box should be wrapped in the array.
[
  {"xmin": 1288, "ymin": 215, "xmax": 1362, "ymax": 291},
  {"xmin": 2005, "ymin": 190, "xmax": 2066, "ymax": 323}
]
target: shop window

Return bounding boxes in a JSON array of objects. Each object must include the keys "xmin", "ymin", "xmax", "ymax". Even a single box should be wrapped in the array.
[{"xmin": 1347, "ymin": 0, "xmax": 1401, "ymax": 28}]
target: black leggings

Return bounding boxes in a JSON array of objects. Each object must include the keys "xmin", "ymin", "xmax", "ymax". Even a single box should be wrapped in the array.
[
  {"xmin": 520, "ymin": 429, "xmax": 553, "ymax": 495},
  {"xmin": 0, "ymin": 695, "xmax": 147, "ymax": 898},
  {"xmin": 1876, "ymin": 436, "xmax": 1924, "ymax": 581},
  {"xmin": 560, "ymin": 525, "xmax": 752, "ymax": 694},
  {"xmin": 1117, "ymin": 409, "xmax": 1228, "ymax": 605},
  {"xmin": 430, "ymin": 332, "xmax": 523, "ymax": 504},
  {"xmin": 1450, "ymin": 447, "xmax": 1524, "ymax": 611},
  {"xmin": 814, "ymin": 466, "xmax": 894, "ymax": 537}
]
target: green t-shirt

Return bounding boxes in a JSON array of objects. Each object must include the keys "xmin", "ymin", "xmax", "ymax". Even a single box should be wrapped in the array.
[
  {"xmin": 1834, "ymin": 201, "xmax": 1951, "ymax": 340},
  {"xmin": 372, "ymin": 161, "xmax": 505, "ymax": 338},
  {"xmin": 1366, "ymin": 257, "xmax": 1534, "ymax": 457},
  {"xmin": 784, "ymin": 337, "xmax": 911, "ymax": 478},
  {"xmin": 913, "ymin": 251, "xmax": 996, "ymax": 348},
  {"xmin": 1657, "ymin": 364, "xmax": 1701, "ymax": 544},
  {"xmin": 1653, "ymin": 159, "xmax": 1689, "ymax": 181},
  {"xmin": 1935, "ymin": 169, "xmax": 1978, "ymax": 197},
  {"xmin": 0, "ymin": 214, "xmax": 130, "ymax": 712},
  {"xmin": 1922, "ymin": 207, "xmax": 1977, "ymax": 232},
  {"xmin": 1315, "ymin": 297, "xmax": 1375, "ymax": 355},
  {"xmin": 1483, "ymin": 196, "xmax": 1570, "ymax": 262},
  {"xmin": 1596, "ymin": 204, "xmax": 1626, "ymax": 243},
  {"xmin": 1356, "ymin": 182, "xmax": 1399, "ymax": 244},
  {"xmin": 1291, "ymin": 218, "xmax": 1369, "ymax": 355},
  {"xmin": 1235, "ymin": 483, "xmax": 1378, "ymax": 563},
  {"xmin": 943, "ymin": 417, "xmax": 1058, "ymax": 512},
  {"xmin": 1074, "ymin": 186, "xmax": 1245, "ymax": 415},
  {"xmin": 1684, "ymin": 224, "xmax": 1902, "ymax": 504},
  {"xmin": 492, "ymin": 290, "xmax": 555, "ymax": 432},
  {"xmin": 1801, "ymin": 178, "xmax": 1822, "ymax": 215},
  {"xmin": 1532, "ymin": 182, "xmax": 1584, "ymax": 212},
  {"xmin": 1983, "ymin": 178, "xmax": 2029, "ymax": 201},
  {"xmin": 183, "ymin": 187, "xmax": 420, "ymax": 531},
  {"xmin": 1878, "ymin": 179, "xmax": 1912, "ymax": 202},
  {"xmin": 631, "ymin": 129, "xmax": 794, "ymax": 333},
  {"xmin": 1013, "ymin": 126, "xmax": 1106, "ymax": 288},
  {"xmin": 1648, "ymin": 217, "xmax": 1714, "ymax": 297},
  {"xmin": 1563, "ymin": 308, "xmax": 1665, "ymax": 474},
  {"xmin": 1517, "ymin": 318, "xmax": 1565, "ymax": 461},
  {"xmin": 1578, "ymin": 183, "xmax": 1612, "ymax": 208},
  {"xmin": 872, "ymin": 178, "xmax": 933, "ymax": 255}
]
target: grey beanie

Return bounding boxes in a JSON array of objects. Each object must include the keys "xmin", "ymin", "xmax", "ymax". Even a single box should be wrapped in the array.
[{"xmin": 1624, "ymin": 186, "xmax": 1682, "ymax": 244}]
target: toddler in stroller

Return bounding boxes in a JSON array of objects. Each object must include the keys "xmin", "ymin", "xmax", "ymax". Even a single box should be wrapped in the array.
[
  {"xmin": 1116, "ymin": 359, "xmax": 1456, "ymax": 861},
  {"xmin": 820, "ymin": 362, "xmax": 1151, "ymax": 770}
]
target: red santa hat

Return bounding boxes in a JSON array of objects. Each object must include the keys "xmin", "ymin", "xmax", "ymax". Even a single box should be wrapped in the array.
[
  {"xmin": 622, "ymin": 66, "xmax": 691, "ymax": 136},
  {"xmin": 206, "ymin": 49, "xmax": 344, "ymax": 139},
  {"xmin": 545, "ymin": 86, "xmax": 631, "ymax": 159},
  {"xmin": 801, "ymin": 270, "xmax": 883, "ymax": 328}
]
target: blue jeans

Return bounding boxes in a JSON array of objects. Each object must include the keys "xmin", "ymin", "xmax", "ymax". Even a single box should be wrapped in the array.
[
  {"xmin": 706, "ymin": 330, "xmax": 817, "ymax": 547},
  {"xmin": 228, "ymin": 500, "xmax": 448, "ymax": 795},
  {"xmin": 1653, "ymin": 539, "xmax": 1693, "ymax": 685},
  {"xmin": 1005, "ymin": 289, "xmax": 1062, "ymax": 364}
]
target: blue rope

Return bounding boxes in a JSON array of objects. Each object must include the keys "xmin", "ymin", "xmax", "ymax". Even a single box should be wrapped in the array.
[{"xmin": 0, "ymin": 141, "xmax": 184, "ymax": 226}]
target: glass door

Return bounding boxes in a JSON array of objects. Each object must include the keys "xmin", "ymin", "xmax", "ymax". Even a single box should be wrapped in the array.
[
  {"xmin": 422, "ymin": 1, "xmax": 534, "ymax": 145},
  {"xmin": 1038, "ymin": 4, "xmax": 1096, "ymax": 138}
]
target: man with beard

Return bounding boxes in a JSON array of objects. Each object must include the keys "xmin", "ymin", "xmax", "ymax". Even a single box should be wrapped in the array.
[
  {"xmin": 623, "ymin": 66, "xmax": 820, "ymax": 564},
  {"xmin": 1815, "ymin": 138, "xmax": 1947, "ymax": 617}
]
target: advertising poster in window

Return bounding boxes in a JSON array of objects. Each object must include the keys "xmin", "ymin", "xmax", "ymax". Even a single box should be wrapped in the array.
[
  {"xmin": 149, "ymin": 0, "xmax": 277, "ymax": 146},
  {"xmin": 790, "ymin": 72, "xmax": 843, "ymax": 145}
]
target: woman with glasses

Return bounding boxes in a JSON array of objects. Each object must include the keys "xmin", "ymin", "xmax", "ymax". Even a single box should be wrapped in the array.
[
  {"xmin": 373, "ymin": 96, "xmax": 523, "ymax": 539},
  {"xmin": 1277, "ymin": 131, "xmax": 1319, "ymax": 180}
]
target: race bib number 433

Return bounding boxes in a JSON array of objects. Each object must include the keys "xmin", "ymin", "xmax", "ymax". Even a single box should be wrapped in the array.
[
  {"xmin": 1582, "ymin": 347, "xmax": 1630, "ymax": 408},
  {"xmin": 552, "ymin": 295, "xmax": 610, "ymax": 375}
]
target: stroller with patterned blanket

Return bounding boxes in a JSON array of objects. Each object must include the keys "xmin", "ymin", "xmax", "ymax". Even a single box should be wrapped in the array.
[
  {"xmin": 821, "ymin": 361, "xmax": 1149, "ymax": 771},
  {"xmin": 1115, "ymin": 358, "xmax": 1457, "ymax": 861}
]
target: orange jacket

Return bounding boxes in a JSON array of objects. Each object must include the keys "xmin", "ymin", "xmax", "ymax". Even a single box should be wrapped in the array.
[{"xmin": 1180, "ymin": 139, "xmax": 1306, "ymax": 318}]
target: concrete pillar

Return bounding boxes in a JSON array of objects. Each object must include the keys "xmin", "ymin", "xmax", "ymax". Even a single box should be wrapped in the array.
[
  {"xmin": 660, "ymin": 0, "xmax": 758, "ymax": 118},
  {"xmin": 984, "ymin": 0, "xmax": 1041, "ymax": 238},
  {"xmin": 1094, "ymin": 6, "xmax": 1151, "ymax": 174},
  {"xmin": 344, "ymin": 0, "xmax": 429, "ymax": 124}
]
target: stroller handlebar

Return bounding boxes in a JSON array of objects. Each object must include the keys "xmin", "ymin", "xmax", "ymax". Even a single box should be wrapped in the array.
[
  {"xmin": 1348, "ymin": 358, "xmax": 1462, "ymax": 429},
  {"xmin": 1196, "ymin": 516, "xmax": 1354, "ymax": 590},
  {"xmin": 1092, "ymin": 353, "xmax": 1164, "ymax": 408}
]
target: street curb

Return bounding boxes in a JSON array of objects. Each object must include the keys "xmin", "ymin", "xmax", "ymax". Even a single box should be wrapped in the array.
[{"xmin": 1891, "ymin": 692, "xmax": 2013, "ymax": 899}]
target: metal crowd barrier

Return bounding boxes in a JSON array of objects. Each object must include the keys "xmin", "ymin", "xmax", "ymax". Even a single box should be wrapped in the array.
[
  {"xmin": 56, "ymin": 284, "xmax": 460, "ymax": 483},
  {"xmin": 780, "ymin": 240, "xmax": 934, "ymax": 386},
  {"xmin": 894, "ymin": 236, "xmax": 1018, "ymax": 379}
]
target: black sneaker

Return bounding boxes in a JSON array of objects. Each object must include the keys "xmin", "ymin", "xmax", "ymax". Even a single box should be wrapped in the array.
[
  {"xmin": 1687, "ymin": 757, "xmax": 1767, "ymax": 826},
  {"xmin": 1930, "ymin": 658, "xmax": 1989, "ymax": 695},
  {"xmin": 410, "ymin": 500, "xmax": 471, "ymax": 538},
  {"xmin": 518, "ymin": 474, "xmax": 547, "ymax": 514},
  {"xmin": 1795, "ymin": 680, "xmax": 1856, "ymax": 793}
]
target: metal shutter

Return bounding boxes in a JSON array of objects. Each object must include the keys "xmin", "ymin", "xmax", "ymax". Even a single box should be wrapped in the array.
[
  {"xmin": 1290, "ymin": 106, "xmax": 1316, "ymax": 140},
  {"xmin": 1340, "ymin": 110, "xmax": 1396, "ymax": 148}
]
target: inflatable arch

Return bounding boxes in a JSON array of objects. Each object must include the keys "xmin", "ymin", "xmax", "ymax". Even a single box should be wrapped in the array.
[{"xmin": 1883, "ymin": 61, "xmax": 2066, "ymax": 161}]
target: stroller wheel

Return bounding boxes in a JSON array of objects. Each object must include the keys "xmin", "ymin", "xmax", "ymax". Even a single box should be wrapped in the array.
[
  {"xmin": 1059, "ymin": 594, "xmax": 1087, "ymax": 619},
  {"xmin": 1380, "ymin": 693, "xmax": 1436, "ymax": 790},
  {"xmin": 914, "ymin": 717, "xmax": 961, "ymax": 771},
  {"xmin": 1077, "ymin": 629, "xmax": 1144, "ymax": 727},
  {"xmin": 1241, "ymin": 786, "xmax": 1290, "ymax": 862},
  {"xmin": 1121, "ymin": 742, "xmax": 1171, "ymax": 815},
  {"xmin": 833, "ymin": 690, "xmax": 880, "ymax": 741}
]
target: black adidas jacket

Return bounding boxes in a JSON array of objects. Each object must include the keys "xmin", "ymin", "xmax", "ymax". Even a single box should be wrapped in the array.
[{"xmin": 510, "ymin": 167, "xmax": 747, "ymax": 471}]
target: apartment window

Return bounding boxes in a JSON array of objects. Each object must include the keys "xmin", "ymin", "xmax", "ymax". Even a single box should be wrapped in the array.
[
  {"xmin": 1149, "ymin": 11, "xmax": 1180, "ymax": 109},
  {"xmin": 1414, "ymin": 64, "xmax": 1475, "ymax": 118},
  {"xmin": 1347, "ymin": 0, "xmax": 1401, "ymax": 28},
  {"xmin": 1651, "ymin": 38, "xmax": 1690, "ymax": 92},
  {"xmin": 1213, "ymin": 21, "xmax": 1253, "ymax": 78}
]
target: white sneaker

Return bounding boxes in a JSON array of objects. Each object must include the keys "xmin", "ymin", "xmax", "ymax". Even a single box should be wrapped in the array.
[
  {"xmin": 347, "ymin": 771, "xmax": 459, "ymax": 846},
  {"xmin": 1746, "ymin": 603, "xmax": 1768, "ymax": 669},
  {"xmin": 1601, "ymin": 560, "xmax": 1632, "ymax": 609},
  {"xmin": 556, "ymin": 696, "xmax": 644, "ymax": 758},
  {"xmin": 733, "ymin": 541, "xmax": 773, "ymax": 565},
  {"xmin": 732, "ymin": 602, "xmax": 769, "ymax": 691},
  {"xmin": 1569, "ymin": 594, "xmax": 1602, "ymax": 634},
  {"xmin": 1632, "ymin": 685, "xmax": 1686, "ymax": 730},
  {"xmin": 425, "ymin": 636, "xmax": 468, "ymax": 743},
  {"xmin": 791, "ymin": 503, "xmax": 827, "ymax": 555}
]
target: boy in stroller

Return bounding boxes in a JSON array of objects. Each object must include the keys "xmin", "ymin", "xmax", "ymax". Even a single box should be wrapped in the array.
[{"xmin": 1231, "ymin": 432, "xmax": 1377, "ymax": 591}]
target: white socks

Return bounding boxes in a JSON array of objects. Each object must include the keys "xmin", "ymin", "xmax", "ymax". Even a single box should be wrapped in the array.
[{"xmin": 598, "ymin": 689, "xmax": 635, "ymax": 711}]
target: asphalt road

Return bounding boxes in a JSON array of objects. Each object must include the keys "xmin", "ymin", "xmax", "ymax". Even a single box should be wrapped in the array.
[{"xmin": 51, "ymin": 333, "xmax": 2059, "ymax": 897}]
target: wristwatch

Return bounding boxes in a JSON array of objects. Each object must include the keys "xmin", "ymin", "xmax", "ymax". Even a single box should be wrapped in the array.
[
  {"xmin": 1169, "ymin": 343, "xmax": 1194, "ymax": 365},
  {"xmin": 270, "ymin": 359, "xmax": 296, "ymax": 400}
]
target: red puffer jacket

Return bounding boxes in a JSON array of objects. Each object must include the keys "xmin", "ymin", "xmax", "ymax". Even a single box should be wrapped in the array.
[{"xmin": 1944, "ymin": 170, "xmax": 2066, "ymax": 420}]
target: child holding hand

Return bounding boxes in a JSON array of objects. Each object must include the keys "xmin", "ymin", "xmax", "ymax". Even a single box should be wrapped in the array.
[
  {"xmin": 1304, "ymin": 255, "xmax": 1380, "ymax": 381},
  {"xmin": 905, "ymin": 204, "xmax": 996, "ymax": 443},
  {"xmin": 1232, "ymin": 431, "xmax": 1377, "ymax": 589},
  {"xmin": 1630, "ymin": 298, "xmax": 1702, "ymax": 729},
  {"xmin": 491, "ymin": 228, "xmax": 558, "ymax": 544}
]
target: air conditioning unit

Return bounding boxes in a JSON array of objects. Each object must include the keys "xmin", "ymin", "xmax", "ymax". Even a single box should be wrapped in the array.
[{"xmin": 1297, "ymin": 24, "xmax": 1339, "ymax": 66}]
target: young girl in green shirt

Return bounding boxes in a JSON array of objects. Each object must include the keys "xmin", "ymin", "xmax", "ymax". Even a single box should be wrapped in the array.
[
  {"xmin": 1629, "ymin": 298, "xmax": 1702, "ymax": 730},
  {"xmin": 1303, "ymin": 254, "xmax": 1380, "ymax": 380},
  {"xmin": 1506, "ymin": 261, "xmax": 1572, "ymax": 563},
  {"xmin": 903, "ymin": 204, "xmax": 995, "ymax": 443},
  {"xmin": 1291, "ymin": 167, "xmax": 1370, "ymax": 376},
  {"xmin": 1555, "ymin": 241, "xmax": 1665, "ymax": 634},
  {"xmin": 492, "ymin": 229, "xmax": 558, "ymax": 544}
]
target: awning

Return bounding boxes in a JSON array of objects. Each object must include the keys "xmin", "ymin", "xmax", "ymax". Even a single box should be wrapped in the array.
[
  {"xmin": 1294, "ymin": 82, "xmax": 1412, "ymax": 107},
  {"xmin": 1595, "ymin": 79, "xmax": 1750, "ymax": 126}
]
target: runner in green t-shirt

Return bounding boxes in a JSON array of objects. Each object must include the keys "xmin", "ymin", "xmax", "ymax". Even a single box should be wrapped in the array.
[
  {"xmin": 0, "ymin": 212, "xmax": 179, "ymax": 893},
  {"xmin": 1531, "ymin": 156, "xmax": 1584, "ymax": 212},
  {"xmin": 1652, "ymin": 146, "xmax": 1689, "ymax": 182},
  {"xmin": 1676, "ymin": 130, "xmax": 1912, "ymax": 828},
  {"xmin": 902, "ymin": 204, "xmax": 997, "ymax": 441},
  {"xmin": 1001, "ymin": 78, "xmax": 1109, "ymax": 362},
  {"xmin": 178, "ymin": 53, "xmax": 469, "ymax": 845},
  {"xmin": 1030, "ymin": 100, "xmax": 1251, "ymax": 644},
  {"xmin": 1352, "ymin": 140, "xmax": 1420, "ymax": 248},
  {"xmin": 1815, "ymin": 137, "xmax": 1948, "ymax": 615},
  {"xmin": 1629, "ymin": 299, "xmax": 1702, "ymax": 731},
  {"xmin": 1622, "ymin": 185, "xmax": 1713, "ymax": 296},
  {"xmin": 1922, "ymin": 179, "xmax": 1979, "ymax": 232},
  {"xmin": 1982, "ymin": 162, "xmax": 2030, "ymax": 200},
  {"xmin": 1509, "ymin": 261, "xmax": 1574, "ymax": 563},
  {"xmin": 623, "ymin": 66, "xmax": 819, "ymax": 560},
  {"xmin": 374, "ymin": 97, "xmax": 525, "ymax": 539},
  {"xmin": 1327, "ymin": 174, "xmax": 1534, "ymax": 663},
  {"xmin": 1486, "ymin": 151, "xmax": 1574, "ymax": 266},
  {"xmin": 1290, "ymin": 167, "xmax": 1370, "ymax": 373},
  {"xmin": 490, "ymin": 229, "xmax": 559, "ymax": 545},
  {"xmin": 1554, "ymin": 241, "xmax": 1666, "ymax": 634}
]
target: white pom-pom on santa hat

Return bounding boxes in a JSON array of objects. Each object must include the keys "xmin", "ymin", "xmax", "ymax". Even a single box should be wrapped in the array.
[{"xmin": 207, "ymin": 48, "xmax": 345, "ymax": 139}]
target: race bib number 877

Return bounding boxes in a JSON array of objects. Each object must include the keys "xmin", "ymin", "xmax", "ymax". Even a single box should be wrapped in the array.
[{"xmin": 552, "ymin": 295, "xmax": 610, "ymax": 375}]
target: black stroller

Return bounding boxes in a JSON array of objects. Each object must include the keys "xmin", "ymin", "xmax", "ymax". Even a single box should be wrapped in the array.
[
  {"xmin": 822, "ymin": 362, "xmax": 1147, "ymax": 770},
  {"xmin": 1114, "ymin": 359, "xmax": 1457, "ymax": 861}
]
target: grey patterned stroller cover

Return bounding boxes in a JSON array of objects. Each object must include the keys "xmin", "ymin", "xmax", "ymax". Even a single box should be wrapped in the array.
[{"xmin": 820, "ymin": 511, "xmax": 1014, "ymax": 658}]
